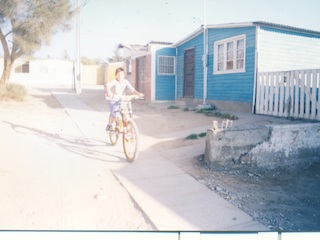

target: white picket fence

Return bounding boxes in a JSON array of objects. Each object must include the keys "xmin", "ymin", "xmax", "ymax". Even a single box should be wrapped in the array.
[{"xmin": 256, "ymin": 69, "xmax": 320, "ymax": 120}]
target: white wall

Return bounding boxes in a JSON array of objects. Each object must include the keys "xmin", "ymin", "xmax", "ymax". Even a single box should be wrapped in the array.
[{"xmin": 258, "ymin": 29, "xmax": 320, "ymax": 72}]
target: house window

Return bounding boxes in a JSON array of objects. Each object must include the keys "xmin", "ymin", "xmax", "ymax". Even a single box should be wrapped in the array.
[
  {"xmin": 158, "ymin": 56, "xmax": 175, "ymax": 75},
  {"xmin": 214, "ymin": 35, "xmax": 245, "ymax": 74}
]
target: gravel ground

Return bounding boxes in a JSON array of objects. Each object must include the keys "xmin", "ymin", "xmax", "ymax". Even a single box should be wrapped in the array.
[{"xmin": 187, "ymin": 155, "xmax": 320, "ymax": 231}]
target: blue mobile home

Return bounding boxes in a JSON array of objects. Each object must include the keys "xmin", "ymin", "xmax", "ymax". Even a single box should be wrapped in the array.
[{"xmin": 154, "ymin": 22, "xmax": 320, "ymax": 114}]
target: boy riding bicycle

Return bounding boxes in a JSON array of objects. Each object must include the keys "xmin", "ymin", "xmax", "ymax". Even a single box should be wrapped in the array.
[{"xmin": 105, "ymin": 67, "xmax": 144, "ymax": 131}]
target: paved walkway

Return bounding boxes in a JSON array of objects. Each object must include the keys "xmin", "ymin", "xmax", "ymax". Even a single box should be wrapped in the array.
[{"xmin": 51, "ymin": 87, "xmax": 269, "ymax": 231}]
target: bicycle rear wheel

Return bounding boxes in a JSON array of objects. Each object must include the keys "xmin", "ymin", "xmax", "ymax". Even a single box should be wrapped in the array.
[
  {"xmin": 108, "ymin": 115, "xmax": 119, "ymax": 145},
  {"xmin": 123, "ymin": 119, "xmax": 139, "ymax": 162}
]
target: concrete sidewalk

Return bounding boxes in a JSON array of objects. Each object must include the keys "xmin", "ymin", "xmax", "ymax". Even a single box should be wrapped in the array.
[{"xmin": 51, "ymin": 88, "xmax": 268, "ymax": 231}]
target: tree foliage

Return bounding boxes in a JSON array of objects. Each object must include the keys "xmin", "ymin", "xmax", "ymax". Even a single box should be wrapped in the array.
[
  {"xmin": 81, "ymin": 56, "xmax": 99, "ymax": 65},
  {"xmin": 0, "ymin": 0, "xmax": 74, "ymax": 86},
  {"xmin": 107, "ymin": 44, "xmax": 124, "ymax": 63}
]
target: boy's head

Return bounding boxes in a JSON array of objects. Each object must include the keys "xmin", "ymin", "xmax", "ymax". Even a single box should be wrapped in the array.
[{"xmin": 115, "ymin": 67, "xmax": 125, "ymax": 81}]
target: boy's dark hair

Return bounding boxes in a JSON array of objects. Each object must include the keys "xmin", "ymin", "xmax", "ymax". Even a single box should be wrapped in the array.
[{"xmin": 115, "ymin": 67, "xmax": 125, "ymax": 75}]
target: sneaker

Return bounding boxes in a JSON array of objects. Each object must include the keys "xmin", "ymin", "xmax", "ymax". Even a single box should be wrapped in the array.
[{"xmin": 106, "ymin": 124, "xmax": 114, "ymax": 132}]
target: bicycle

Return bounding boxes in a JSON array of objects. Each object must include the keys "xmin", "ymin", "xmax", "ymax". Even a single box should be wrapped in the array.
[{"xmin": 106, "ymin": 95, "xmax": 142, "ymax": 162}]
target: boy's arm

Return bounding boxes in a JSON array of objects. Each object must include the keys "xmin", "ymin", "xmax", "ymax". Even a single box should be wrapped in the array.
[{"xmin": 105, "ymin": 81, "xmax": 117, "ymax": 99}]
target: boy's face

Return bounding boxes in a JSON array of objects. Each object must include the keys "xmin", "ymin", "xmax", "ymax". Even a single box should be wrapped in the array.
[{"xmin": 116, "ymin": 71, "xmax": 125, "ymax": 81}]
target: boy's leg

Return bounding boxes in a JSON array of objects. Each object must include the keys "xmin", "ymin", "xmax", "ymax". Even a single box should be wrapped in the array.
[{"xmin": 106, "ymin": 101, "xmax": 119, "ymax": 131}]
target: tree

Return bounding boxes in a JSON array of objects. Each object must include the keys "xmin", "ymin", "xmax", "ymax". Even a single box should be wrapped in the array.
[
  {"xmin": 0, "ymin": 0, "xmax": 73, "ymax": 86},
  {"xmin": 107, "ymin": 44, "xmax": 124, "ymax": 63},
  {"xmin": 81, "ymin": 56, "xmax": 99, "ymax": 65}
]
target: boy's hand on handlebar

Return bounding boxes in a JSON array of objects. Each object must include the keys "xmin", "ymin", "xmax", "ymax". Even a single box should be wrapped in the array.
[{"xmin": 138, "ymin": 93, "xmax": 144, "ymax": 99}]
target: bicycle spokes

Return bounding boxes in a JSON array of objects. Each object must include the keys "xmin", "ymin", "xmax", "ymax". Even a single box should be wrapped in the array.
[{"xmin": 123, "ymin": 120, "xmax": 139, "ymax": 161}]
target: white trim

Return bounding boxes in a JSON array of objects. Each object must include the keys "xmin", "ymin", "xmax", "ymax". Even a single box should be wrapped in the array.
[
  {"xmin": 151, "ymin": 52, "xmax": 156, "ymax": 101},
  {"xmin": 175, "ymin": 48, "xmax": 178, "ymax": 100},
  {"xmin": 213, "ymin": 34, "xmax": 246, "ymax": 75},
  {"xmin": 252, "ymin": 26, "xmax": 260, "ymax": 113}
]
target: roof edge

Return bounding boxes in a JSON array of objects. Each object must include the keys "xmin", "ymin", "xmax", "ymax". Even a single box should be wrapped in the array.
[{"xmin": 171, "ymin": 21, "xmax": 320, "ymax": 47}]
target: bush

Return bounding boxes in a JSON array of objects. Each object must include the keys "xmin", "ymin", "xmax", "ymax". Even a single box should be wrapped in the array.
[
  {"xmin": 185, "ymin": 133, "xmax": 198, "ymax": 140},
  {"xmin": 0, "ymin": 83, "xmax": 28, "ymax": 101},
  {"xmin": 198, "ymin": 132, "xmax": 207, "ymax": 138},
  {"xmin": 167, "ymin": 105, "xmax": 179, "ymax": 110},
  {"xmin": 185, "ymin": 132, "xmax": 207, "ymax": 140},
  {"xmin": 197, "ymin": 105, "xmax": 238, "ymax": 120}
]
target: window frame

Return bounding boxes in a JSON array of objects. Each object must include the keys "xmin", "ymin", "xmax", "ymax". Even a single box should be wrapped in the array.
[
  {"xmin": 158, "ymin": 55, "xmax": 176, "ymax": 75},
  {"xmin": 213, "ymin": 34, "xmax": 246, "ymax": 74}
]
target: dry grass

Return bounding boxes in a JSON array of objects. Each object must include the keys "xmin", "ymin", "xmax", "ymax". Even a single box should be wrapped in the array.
[{"xmin": 0, "ymin": 83, "xmax": 28, "ymax": 101}]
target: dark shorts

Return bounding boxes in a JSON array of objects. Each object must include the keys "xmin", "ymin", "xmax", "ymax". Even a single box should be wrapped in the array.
[{"xmin": 109, "ymin": 100, "xmax": 121, "ymax": 118}]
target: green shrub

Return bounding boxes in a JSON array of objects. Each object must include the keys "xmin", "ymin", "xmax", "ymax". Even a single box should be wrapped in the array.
[
  {"xmin": 196, "ymin": 105, "xmax": 217, "ymax": 113},
  {"xmin": 196, "ymin": 106, "xmax": 238, "ymax": 120},
  {"xmin": 185, "ymin": 133, "xmax": 198, "ymax": 140},
  {"xmin": 185, "ymin": 132, "xmax": 207, "ymax": 140},
  {"xmin": 0, "ymin": 83, "xmax": 28, "ymax": 101},
  {"xmin": 167, "ymin": 105, "xmax": 179, "ymax": 110},
  {"xmin": 198, "ymin": 132, "xmax": 207, "ymax": 138}
]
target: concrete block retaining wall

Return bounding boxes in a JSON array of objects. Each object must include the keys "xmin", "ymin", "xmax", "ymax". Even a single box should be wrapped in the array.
[{"xmin": 204, "ymin": 123, "xmax": 320, "ymax": 171}]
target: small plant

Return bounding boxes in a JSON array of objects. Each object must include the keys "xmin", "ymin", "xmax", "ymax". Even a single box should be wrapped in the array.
[
  {"xmin": 183, "ymin": 107, "xmax": 189, "ymax": 111},
  {"xmin": 167, "ymin": 105, "xmax": 179, "ymax": 110},
  {"xmin": 196, "ymin": 105, "xmax": 217, "ymax": 113},
  {"xmin": 198, "ymin": 132, "xmax": 207, "ymax": 138},
  {"xmin": 196, "ymin": 105, "xmax": 238, "ymax": 120},
  {"xmin": 0, "ymin": 83, "xmax": 28, "ymax": 101},
  {"xmin": 216, "ymin": 112, "xmax": 238, "ymax": 120},
  {"xmin": 185, "ymin": 132, "xmax": 207, "ymax": 140},
  {"xmin": 185, "ymin": 133, "xmax": 198, "ymax": 140}
]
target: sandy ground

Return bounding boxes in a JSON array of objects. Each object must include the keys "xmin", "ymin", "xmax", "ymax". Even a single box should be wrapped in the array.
[
  {"xmin": 0, "ymin": 88, "xmax": 153, "ymax": 230},
  {"xmin": 76, "ymin": 87, "xmax": 320, "ymax": 231},
  {"xmin": 1, "ymin": 86, "xmax": 319, "ymax": 231}
]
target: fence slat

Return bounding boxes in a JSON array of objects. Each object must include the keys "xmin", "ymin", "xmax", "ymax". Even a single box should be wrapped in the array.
[
  {"xmin": 310, "ymin": 69, "xmax": 317, "ymax": 119},
  {"xmin": 266, "ymin": 73, "xmax": 271, "ymax": 115},
  {"xmin": 256, "ymin": 74, "xmax": 262, "ymax": 114},
  {"xmin": 258, "ymin": 73, "xmax": 265, "ymax": 114},
  {"xmin": 274, "ymin": 72, "xmax": 280, "ymax": 115},
  {"xmin": 278, "ymin": 72, "xmax": 285, "ymax": 117},
  {"xmin": 299, "ymin": 70, "xmax": 305, "ymax": 118},
  {"xmin": 293, "ymin": 70, "xmax": 300, "ymax": 118},
  {"xmin": 269, "ymin": 73, "xmax": 275, "ymax": 115},
  {"xmin": 289, "ymin": 71, "xmax": 295, "ymax": 117},
  {"xmin": 305, "ymin": 70, "xmax": 311, "ymax": 119},
  {"xmin": 284, "ymin": 72, "xmax": 290, "ymax": 117},
  {"xmin": 317, "ymin": 70, "xmax": 320, "ymax": 121}
]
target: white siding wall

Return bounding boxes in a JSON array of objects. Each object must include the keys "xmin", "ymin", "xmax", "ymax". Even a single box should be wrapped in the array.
[
  {"xmin": 19, "ymin": 59, "xmax": 73, "ymax": 85},
  {"xmin": 0, "ymin": 58, "xmax": 74, "ymax": 85},
  {"xmin": 258, "ymin": 28, "xmax": 320, "ymax": 72}
]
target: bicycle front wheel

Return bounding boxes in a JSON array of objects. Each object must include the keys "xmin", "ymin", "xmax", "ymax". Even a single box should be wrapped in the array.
[{"xmin": 123, "ymin": 119, "xmax": 139, "ymax": 162}]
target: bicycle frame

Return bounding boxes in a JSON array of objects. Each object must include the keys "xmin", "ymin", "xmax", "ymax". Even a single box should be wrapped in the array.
[
  {"xmin": 119, "ymin": 98, "xmax": 133, "ymax": 132},
  {"xmin": 115, "ymin": 95, "xmax": 139, "ymax": 133}
]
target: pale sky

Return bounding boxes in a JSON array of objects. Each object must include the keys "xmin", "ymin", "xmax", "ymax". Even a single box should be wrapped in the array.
[{"xmin": 34, "ymin": 0, "xmax": 320, "ymax": 60}]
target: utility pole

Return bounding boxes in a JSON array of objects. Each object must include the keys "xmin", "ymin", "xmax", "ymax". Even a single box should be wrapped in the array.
[
  {"xmin": 75, "ymin": 0, "xmax": 81, "ymax": 94},
  {"xmin": 203, "ymin": 0, "xmax": 207, "ymax": 105}
]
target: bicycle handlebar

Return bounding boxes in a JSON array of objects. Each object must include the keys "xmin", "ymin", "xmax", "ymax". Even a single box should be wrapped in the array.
[{"xmin": 105, "ymin": 94, "xmax": 144, "ymax": 101}]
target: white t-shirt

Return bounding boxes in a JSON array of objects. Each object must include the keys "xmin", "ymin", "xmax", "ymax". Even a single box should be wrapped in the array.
[{"xmin": 106, "ymin": 79, "xmax": 135, "ymax": 96}]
